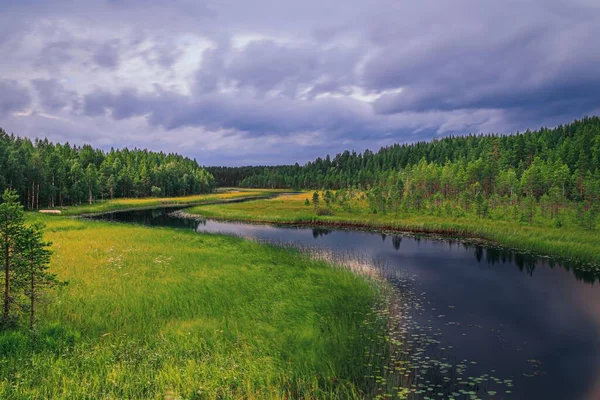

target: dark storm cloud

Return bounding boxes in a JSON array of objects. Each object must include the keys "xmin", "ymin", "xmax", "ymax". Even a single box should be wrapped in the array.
[
  {"xmin": 81, "ymin": 86, "xmax": 373, "ymax": 138},
  {"xmin": 32, "ymin": 78, "xmax": 75, "ymax": 111},
  {"xmin": 83, "ymin": 89, "xmax": 153, "ymax": 119},
  {"xmin": 0, "ymin": 80, "xmax": 32, "ymax": 116},
  {"xmin": 363, "ymin": 2, "xmax": 600, "ymax": 121}
]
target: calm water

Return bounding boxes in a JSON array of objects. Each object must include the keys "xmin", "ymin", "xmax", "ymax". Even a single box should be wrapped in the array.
[{"xmin": 93, "ymin": 208, "xmax": 600, "ymax": 400}]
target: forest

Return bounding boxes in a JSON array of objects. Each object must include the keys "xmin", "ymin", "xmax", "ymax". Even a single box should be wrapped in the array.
[
  {"xmin": 0, "ymin": 129, "xmax": 216, "ymax": 209},
  {"xmin": 209, "ymin": 117, "xmax": 600, "ymax": 228}
]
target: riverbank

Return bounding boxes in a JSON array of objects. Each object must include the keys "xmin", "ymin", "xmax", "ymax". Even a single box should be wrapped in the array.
[
  {"xmin": 184, "ymin": 192, "xmax": 600, "ymax": 267},
  {"xmin": 48, "ymin": 189, "xmax": 284, "ymax": 216},
  {"xmin": 0, "ymin": 213, "xmax": 384, "ymax": 399}
]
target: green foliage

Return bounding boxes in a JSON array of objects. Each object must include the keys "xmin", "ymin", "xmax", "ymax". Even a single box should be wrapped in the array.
[
  {"xmin": 150, "ymin": 185, "xmax": 162, "ymax": 197},
  {"xmin": 316, "ymin": 207, "xmax": 334, "ymax": 216},
  {"xmin": 312, "ymin": 191, "xmax": 320, "ymax": 211},
  {"xmin": 0, "ymin": 215, "xmax": 378, "ymax": 398},
  {"xmin": 474, "ymin": 192, "xmax": 489, "ymax": 218},
  {"xmin": 0, "ymin": 129, "xmax": 215, "ymax": 209},
  {"xmin": 304, "ymin": 198, "xmax": 310, "ymax": 206},
  {"xmin": 210, "ymin": 117, "xmax": 600, "ymax": 222},
  {"xmin": 1, "ymin": 190, "xmax": 61, "ymax": 331},
  {"xmin": 0, "ymin": 189, "xmax": 25, "ymax": 327},
  {"xmin": 18, "ymin": 222, "xmax": 62, "ymax": 331},
  {"xmin": 323, "ymin": 190, "xmax": 333, "ymax": 206}
]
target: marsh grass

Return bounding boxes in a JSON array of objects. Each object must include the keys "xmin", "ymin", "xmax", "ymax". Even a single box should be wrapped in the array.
[
  {"xmin": 0, "ymin": 214, "xmax": 384, "ymax": 399},
  {"xmin": 266, "ymin": 245, "xmax": 515, "ymax": 400},
  {"xmin": 54, "ymin": 189, "xmax": 282, "ymax": 216},
  {"xmin": 185, "ymin": 192, "xmax": 600, "ymax": 267}
]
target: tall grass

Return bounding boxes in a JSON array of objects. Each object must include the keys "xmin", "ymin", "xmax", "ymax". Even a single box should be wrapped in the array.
[
  {"xmin": 53, "ymin": 189, "xmax": 282, "ymax": 216},
  {"xmin": 0, "ymin": 214, "xmax": 381, "ymax": 399},
  {"xmin": 186, "ymin": 192, "xmax": 600, "ymax": 266}
]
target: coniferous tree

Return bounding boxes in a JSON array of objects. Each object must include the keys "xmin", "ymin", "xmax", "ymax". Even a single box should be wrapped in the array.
[
  {"xmin": 0, "ymin": 189, "xmax": 25, "ymax": 326},
  {"xmin": 312, "ymin": 192, "xmax": 320, "ymax": 212},
  {"xmin": 19, "ymin": 222, "xmax": 57, "ymax": 331}
]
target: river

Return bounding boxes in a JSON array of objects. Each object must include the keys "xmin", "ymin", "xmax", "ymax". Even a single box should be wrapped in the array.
[{"xmin": 91, "ymin": 207, "xmax": 600, "ymax": 400}]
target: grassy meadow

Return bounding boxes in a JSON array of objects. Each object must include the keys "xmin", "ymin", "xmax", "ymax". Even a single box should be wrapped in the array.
[
  {"xmin": 54, "ymin": 188, "xmax": 283, "ymax": 216},
  {"xmin": 0, "ymin": 212, "xmax": 382, "ymax": 399},
  {"xmin": 186, "ymin": 192, "xmax": 600, "ymax": 266}
]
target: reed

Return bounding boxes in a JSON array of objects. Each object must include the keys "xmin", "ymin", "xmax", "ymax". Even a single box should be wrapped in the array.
[{"xmin": 0, "ymin": 213, "xmax": 382, "ymax": 399}]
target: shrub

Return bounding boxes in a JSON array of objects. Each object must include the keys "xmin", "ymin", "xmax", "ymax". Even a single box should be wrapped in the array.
[{"xmin": 316, "ymin": 208, "xmax": 334, "ymax": 216}]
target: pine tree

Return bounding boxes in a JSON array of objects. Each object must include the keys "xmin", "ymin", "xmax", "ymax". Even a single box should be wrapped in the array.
[
  {"xmin": 19, "ymin": 222, "xmax": 57, "ymax": 331},
  {"xmin": 312, "ymin": 192, "xmax": 320, "ymax": 212},
  {"xmin": 0, "ymin": 189, "xmax": 25, "ymax": 327}
]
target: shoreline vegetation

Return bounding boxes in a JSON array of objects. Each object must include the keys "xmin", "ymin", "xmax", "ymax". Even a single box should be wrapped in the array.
[
  {"xmin": 51, "ymin": 188, "xmax": 284, "ymax": 216},
  {"xmin": 1, "ymin": 209, "xmax": 393, "ymax": 399},
  {"xmin": 183, "ymin": 192, "xmax": 600, "ymax": 268}
]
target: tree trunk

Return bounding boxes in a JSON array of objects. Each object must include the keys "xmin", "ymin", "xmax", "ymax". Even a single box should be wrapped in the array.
[
  {"xmin": 3, "ymin": 227, "xmax": 9, "ymax": 323},
  {"xmin": 29, "ymin": 246, "xmax": 34, "ymax": 331},
  {"xmin": 51, "ymin": 174, "xmax": 56, "ymax": 208}
]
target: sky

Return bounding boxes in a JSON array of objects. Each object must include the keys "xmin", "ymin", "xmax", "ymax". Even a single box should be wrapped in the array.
[{"xmin": 1, "ymin": 0, "xmax": 599, "ymax": 166}]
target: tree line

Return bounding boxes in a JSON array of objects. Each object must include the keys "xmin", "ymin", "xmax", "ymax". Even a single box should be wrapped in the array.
[
  {"xmin": 206, "ymin": 166, "xmax": 274, "ymax": 187},
  {"xmin": 210, "ymin": 117, "xmax": 600, "ymax": 225},
  {"xmin": 0, "ymin": 128, "xmax": 216, "ymax": 209}
]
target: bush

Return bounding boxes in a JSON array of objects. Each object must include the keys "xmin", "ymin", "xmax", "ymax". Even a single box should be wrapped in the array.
[
  {"xmin": 151, "ymin": 186, "xmax": 162, "ymax": 197},
  {"xmin": 316, "ymin": 208, "xmax": 334, "ymax": 216}
]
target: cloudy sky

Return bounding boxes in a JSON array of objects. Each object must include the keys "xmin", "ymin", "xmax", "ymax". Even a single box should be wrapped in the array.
[{"xmin": 1, "ymin": 0, "xmax": 599, "ymax": 165}]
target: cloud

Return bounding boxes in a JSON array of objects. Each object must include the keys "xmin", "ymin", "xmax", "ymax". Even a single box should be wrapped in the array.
[
  {"xmin": 0, "ymin": 80, "xmax": 32, "ymax": 117},
  {"xmin": 0, "ymin": 0, "xmax": 599, "ymax": 165},
  {"xmin": 32, "ymin": 78, "xmax": 76, "ymax": 111},
  {"xmin": 92, "ymin": 41, "xmax": 120, "ymax": 68}
]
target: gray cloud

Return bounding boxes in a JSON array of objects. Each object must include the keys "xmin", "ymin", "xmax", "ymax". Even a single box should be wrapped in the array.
[
  {"xmin": 141, "ymin": 40, "xmax": 183, "ymax": 68},
  {"xmin": 0, "ymin": 0, "xmax": 599, "ymax": 164},
  {"xmin": 32, "ymin": 78, "xmax": 76, "ymax": 111},
  {"xmin": 0, "ymin": 80, "xmax": 32, "ymax": 116},
  {"xmin": 81, "ymin": 86, "xmax": 372, "ymax": 138},
  {"xmin": 92, "ymin": 41, "xmax": 120, "ymax": 68},
  {"xmin": 35, "ymin": 41, "xmax": 77, "ymax": 72},
  {"xmin": 193, "ymin": 40, "xmax": 362, "ymax": 99},
  {"xmin": 363, "ymin": 2, "xmax": 600, "ymax": 119}
]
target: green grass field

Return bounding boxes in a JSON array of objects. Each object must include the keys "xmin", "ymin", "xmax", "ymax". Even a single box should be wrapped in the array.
[
  {"xmin": 186, "ymin": 192, "xmax": 600, "ymax": 266},
  {"xmin": 0, "ymin": 212, "xmax": 380, "ymax": 399}
]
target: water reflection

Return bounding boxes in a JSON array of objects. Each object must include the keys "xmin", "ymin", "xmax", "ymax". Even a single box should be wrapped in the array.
[
  {"xmin": 312, "ymin": 228, "xmax": 331, "ymax": 238},
  {"xmin": 392, "ymin": 236, "xmax": 402, "ymax": 250}
]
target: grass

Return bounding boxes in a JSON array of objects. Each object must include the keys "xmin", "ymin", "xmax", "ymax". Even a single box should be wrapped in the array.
[
  {"xmin": 0, "ymin": 213, "xmax": 380, "ymax": 399},
  {"xmin": 186, "ymin": 192, "xmax": 600, "ymax": 266},
  {"xmin": 52, "ymin": 188, "xmax": 283, "ymax": 216}
]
